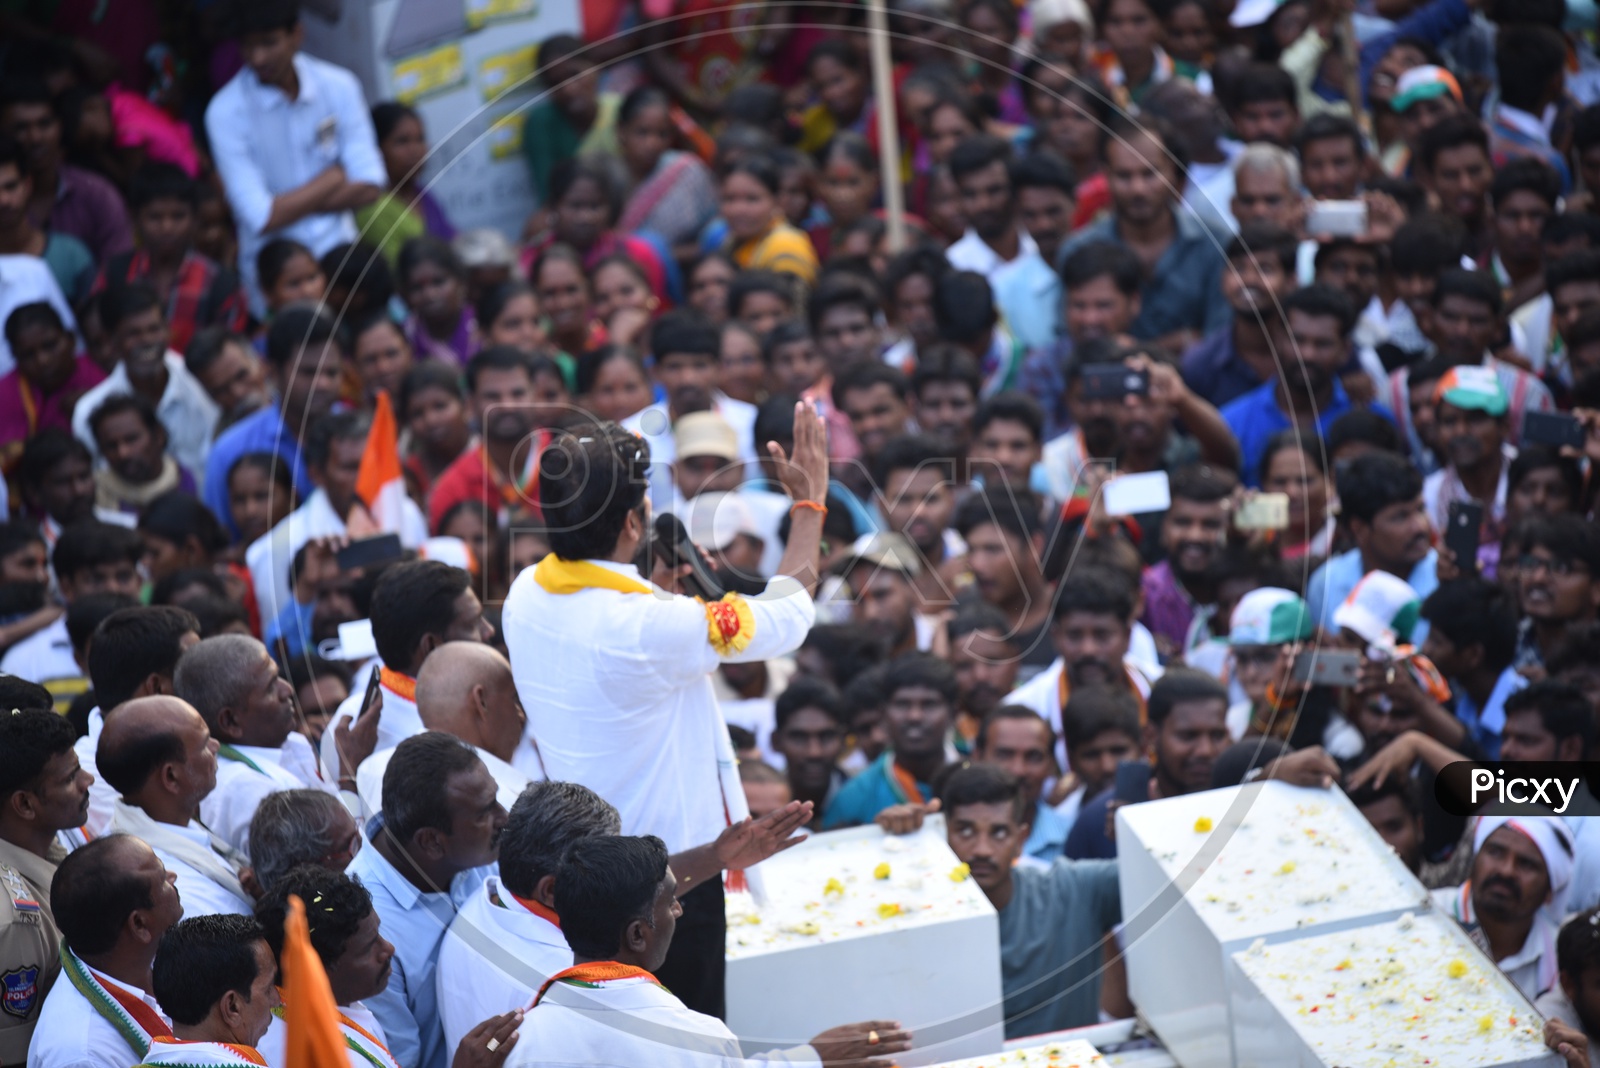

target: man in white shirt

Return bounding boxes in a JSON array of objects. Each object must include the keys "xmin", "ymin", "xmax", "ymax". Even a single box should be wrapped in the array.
[
  {"xmin": 1434, "ymin": 815, "xmax": 1575, "ymax": 1002},
  {"xmin": 322, "ymin": 560, "xmax": 495, "ymax": 789},
  {"xmin": 79, "ymin": 605, "xmax": 202, "ymax": 837},
  {"xmin": 505, "ymin": 835, "xmax": 905, "ymax": 1068},
  {"xmin": 204, "ymin": 0, "xmax": 385, "ymax": 313},
  {"xmin": 70, "ymin": 284, "xmax": 218, "ymax": 481},
  {"xmin": 436, "ymin": 780, "xmax": 812, "ymax": 1053},
  {"xmin": 625, "ymin": 311, "xmax": 758, "ymax": 511},
  {"xmin": 29, "ymin": 834, "xmax": 184, "ymax": 1068},
  {"xmin": 359, "ymin": 641, "xmax": 534, "ymax": 818},
  {"xmin": 98, "ymin": 696, "xmax": 255, "ymax": 917},
  {"xmin": 248, "ymin": 411, "xmax": 428, "ymax": 629},
  {"xmin": 1007, "ymin": 572, "xmax": 1160, "ymax": 774},
  {"xmin": 505, "ymin": 407, "xmax": 828, "ymax": 1017},
  {"xmin": 0, "ymin": 254, "xmax": 75, "ymax": 377},
  {"xmin": 174, "ymin": 634, "xmax": 333, "ymax": 857}
]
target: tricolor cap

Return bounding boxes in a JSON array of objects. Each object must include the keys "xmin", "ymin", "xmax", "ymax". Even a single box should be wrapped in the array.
[
  {"xmin": 1332, "ymin": 570, "xmax": 1422, "ymax": 650},
  {"xmin": 1229, "ymin": 587, "xmax": 1314, "ymax": 646},
  {"xmin": 1434, "ymin": 365, "xmax": 1508, "ymax": 417},
  {"xmin": 1391, "ymin": 65, "xmax": 1463, "ymax": 113},
  {"xmin": 674, "ymin": 411, "xmax": 740, "ymax": 462},
  {"xmin": 1229, "ymin": 0, "xmax": 1286, "ymax": 27}
]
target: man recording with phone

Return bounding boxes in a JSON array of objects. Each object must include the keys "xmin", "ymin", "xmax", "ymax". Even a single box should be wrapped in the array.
[
  {"xmin": 1423, "ymin": 367, "xmax": 1513, "ymax": 575},
  {"xmin": 503, "ymin": 403, "xmax": 829, "ymax": 1019}
]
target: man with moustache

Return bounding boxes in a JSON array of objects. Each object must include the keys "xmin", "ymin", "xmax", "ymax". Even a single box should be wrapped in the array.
[
  {"xmin": 1307, "ymin": 451, "xmax": 1438, "ymax": 636},
  {"xmin": 877, "ymin": 764, "xmax": 1120, "ymax": 1038},
  {"xmin": 0, "ymin": 706, "xmax": 95, "ymax": 1062},
  {"xmin": 837, "ymin": 534, "xmax": 933, "ymax": 659},
  {"xmin": 1181, "ymin": 225, "xmax": 1299, "ymax": 409},
  {"xmin": 1513, "ymin": 515, "xmax": 1600, "ymax": 674},
  {"xmin": 949, "ymin": 607, "xmax": 1023, "ymax": 724},
  {"xmin": 1222, "ymin": 284, "xmax": 1388, "ymax": 487},
  {"xmin": 1140, "ymin": 465, "xmax": 1234, "ymax": 661},
  {"xmin": 1435, "ymin": 816, "xmax": 1575, "ymax": 1001},
  {"xmin": 770, "ymin": 678, "xmax": 850, "ymax": 822},
  {"xmin": 823, "ymin": 654, "xmax": 958, "ymax": 829},
  {"xmin": 428, "ymin": 346, "xmax": 550, "ymax": 532},
  {"xmin": 1422, "ymin": 368, "xmax": 1514, "ymax": 571},
  {"xmin": 974, "ymin": 707, "xmax": 1069, "ymax": 862},
  {"xmin": 1007, "ymin": 572, "xmax": 1159, "ymax": 746}
]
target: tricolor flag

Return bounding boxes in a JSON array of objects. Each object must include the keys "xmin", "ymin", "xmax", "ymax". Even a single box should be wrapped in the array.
[
  {"xmin": 281, "ymin": 895, "xmax": 347, "ymax": 1068},
  {"xmin": 353, "ymin": 390, "xmax": 407, "ymax": 537}
]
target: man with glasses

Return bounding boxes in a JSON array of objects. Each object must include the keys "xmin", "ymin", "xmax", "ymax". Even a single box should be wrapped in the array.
[{"xmin": 1512, "ymin": 515, "xmax": 1600, "ymax": 675}]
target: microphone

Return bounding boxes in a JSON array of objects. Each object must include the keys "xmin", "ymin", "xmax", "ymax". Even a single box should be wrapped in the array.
[{"xmin": 654, "ymin": 513, "xmax": 726, "ymax": 601}]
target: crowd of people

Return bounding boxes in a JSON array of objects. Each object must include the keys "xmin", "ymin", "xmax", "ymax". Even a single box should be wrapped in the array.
[{"xmin": 3, "ymin": 0, "xmax": 1600, "ymax": 1063}]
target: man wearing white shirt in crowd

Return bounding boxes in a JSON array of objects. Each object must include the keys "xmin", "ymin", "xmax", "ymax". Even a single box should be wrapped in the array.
[
  {"xmin": 204, "ymin": 0, "xmax": 385, "ymax": 313},
  {"xmin": 28, "ymin": 835, "xmax": 184, "ymax": 1068},
  {"xmin": 505, "ymin": 406, "xmax": 828, "ymax": 1017},
  {"xmin": 625, "ymin": 311, "xmax": 758, "ymax": 511},
  {"xmin": 436, "ymin": 780, "xmax": 811, "ymax": 1053},
  {"xmin": 247, "ymin": 412, "xmax": 427, "ymax": 629},
  {"xmin": 504, "ymin": 834, "xmax": 906, "ymax": 1068},
  {"xmin": 174, "ymin": 634, "xmax": 332, "ymax": 857},
  {"xmin": 358, "ymin": 641, "xmax": 535, "ymax": 818},
  {"xmin": 79, "ymin": 606, "xmax": 201, "ymax": 837},
  {"xmin": 98, "ymin": 696, "xmax": 254, "ymax": 918},
  {"xmin": 69, "ymin": 284, "xmax": 217, "ymax": 482},
  {"xmin": 0, "ymin": 254, "xmax": 75, "ymax": 377},
  {"xmin": 1007, "ymin": 572, "xmax": 1161, "ymax": 775},
  {"xmin": 256, "ymin": 866, "xmax": 402, "ymax": 1068},
  {"xmin": 322, "ymin": 560, "xmax": 494, "ymax": 789},
  {"xmin": 346, "ymin": 733, "xmax": 506, "ymax": 1068}
]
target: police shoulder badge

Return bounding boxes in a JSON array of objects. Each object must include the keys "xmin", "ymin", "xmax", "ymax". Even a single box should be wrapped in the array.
[{"xmin": 1, "ymin": 965, "xmax": 39, "ymax": 1018}]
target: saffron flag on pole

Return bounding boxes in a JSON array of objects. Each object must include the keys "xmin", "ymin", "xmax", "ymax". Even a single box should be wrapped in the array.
[
  {"xmin": 352, "ymin": 389, "xmax": 406, "ymax": 537},
  {"xmin": 282, "ymin": 894, "xmax": 348, "ymax": 1068}
]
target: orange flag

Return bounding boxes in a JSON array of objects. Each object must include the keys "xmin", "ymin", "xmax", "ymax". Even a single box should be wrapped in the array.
[
  {"xmin": 356, "ymin": 390, "xmax": 402, "ymax": 512},
  {"xmin": 282, "ymin": 894, "xmax": 350, "ymax": 1068}
]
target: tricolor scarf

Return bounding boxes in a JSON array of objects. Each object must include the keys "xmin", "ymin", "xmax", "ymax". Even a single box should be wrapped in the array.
[
  {"xmin": 495, "ymin": 887, "xmax": 562, "ymax": 928},
  {"xmin": 270, "ymin": 1002, "xmax": 401, "ymax": 1068},
  {"xmin": 215, "ymin": 743, "xmax": 265, "ymax": 775},
  {"xmin": 60, "ymin": 944, "xmax": 173, "ymax": 1061},
  {"xmin": 136, "ymin": 1036, "xmax": 267, "ymax": 1066},
  {"xmin": 530, "ymin": 962, "xmax": 664, "ymax": 1008}
]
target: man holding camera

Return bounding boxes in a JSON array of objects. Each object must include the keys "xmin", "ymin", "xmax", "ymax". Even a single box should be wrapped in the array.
[{"xmin": 502, "ymin": 403, "xmax": 828, "ymax": 1019}]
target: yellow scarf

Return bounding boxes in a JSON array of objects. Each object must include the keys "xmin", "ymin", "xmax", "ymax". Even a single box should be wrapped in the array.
[{"xmin": 531, "ymin": 554, "xmax": 756, "ymax": 655}]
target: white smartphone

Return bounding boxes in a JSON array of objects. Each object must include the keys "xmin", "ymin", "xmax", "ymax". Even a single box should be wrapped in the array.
[
  {"xmin": 1103, "ymin": 471, "xmax": 1172, "ymax": 516},
  {"xmin": 1306, "ymin": 199, "xmax": 1367, "ymax": 237}
]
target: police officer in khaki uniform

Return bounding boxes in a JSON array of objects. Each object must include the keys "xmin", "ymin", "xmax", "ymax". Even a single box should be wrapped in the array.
[{"xmin": 0, "ymin": 703, "xmax": 95, "ymax": 1063}]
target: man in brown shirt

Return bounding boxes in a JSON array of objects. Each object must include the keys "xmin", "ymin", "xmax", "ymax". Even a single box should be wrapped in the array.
[{"xmin": 0, "ymin": 689, "xmax": 95, "ymax": 1063}]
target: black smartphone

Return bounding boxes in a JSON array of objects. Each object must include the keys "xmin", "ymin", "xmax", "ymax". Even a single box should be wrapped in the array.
[
  {"xmin": 336, "ymin": 533, "xmax": 405, "ymax": 572},
  {"xmin": 1080, "ymin": 363, "xmax": 1151, "ymax": 401},
  {"xmin": 1523, "ymin": 411, "xmax": 1586, "ymax": 450},
  {"xmin": 360, "ymin": 665, "xmax": 382, "ymax": 718},
  {"xmin": 1113, "ymin": 760, "xmax": 1153, "ymax": 805},
  {"xmin": 1445, "ymin": 500, "xmax": 1483, "ymax": 571}
]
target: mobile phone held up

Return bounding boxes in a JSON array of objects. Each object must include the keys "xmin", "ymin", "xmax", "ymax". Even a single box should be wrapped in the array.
[
  {"xmin": 1113, "ymin": 760, "xmax": 1153, "ymax": 805},
  {"xmin": 1080, "ymin": 363, "xmax": 1151, "ymax": 401},
  {"xmin": 1444, "ymin": 500, "xmax": 1483, "ymax": 571},
  {"xmin": 1523, "ymin": 411, "xmax": 1586, "ymax": 451},
  {"xmin": 1289, "ymin": 649, "xmax": 1362, "ymax": 688}
]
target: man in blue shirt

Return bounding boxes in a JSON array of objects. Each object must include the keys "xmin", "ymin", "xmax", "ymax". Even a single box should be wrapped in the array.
[
  {"xmin": 973, "ymin": 706, "xmax": 1070, "ymax": 862},
  {"xmin": 1181, "ymin": 224, "xmax": 1298, "ymax": 409},
  {"xmin": 1222, "ymin": 284, "xmax": 1392, "ymax": 485},
  {"xmin": 1418, "ymin": 577, "xmax": 1525, "ymax": 758},
  {"xmin": 1055, "ymin": 114, "xmax": 1231, "ymax": 354},
  {"xmin": 203, "ymin": 304, "xmax": 346, "ymax": 539},
  {"xmin": 823, "ymin": 654, "xmax": 954, "ymax": 829},
  {"xmin": 347, "ymin": 732, "xmax": 507, "ymax": 1068},
  {"xmin": 1306, "ymin": 451, "xmax": 1439, "ymax": 636}
]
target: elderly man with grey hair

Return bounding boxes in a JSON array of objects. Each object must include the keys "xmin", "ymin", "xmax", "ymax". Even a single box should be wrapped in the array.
[
  {"xmin": 174, "ymin": 634, "xmax": 335, "ymax": 858},
  {"xmin": 247, "ymin": 788, "xmax": 361, "ymax": 896},
  {"xmin": 434, "ymin": 780, "xmax": 814, "ymax": 1052}
]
